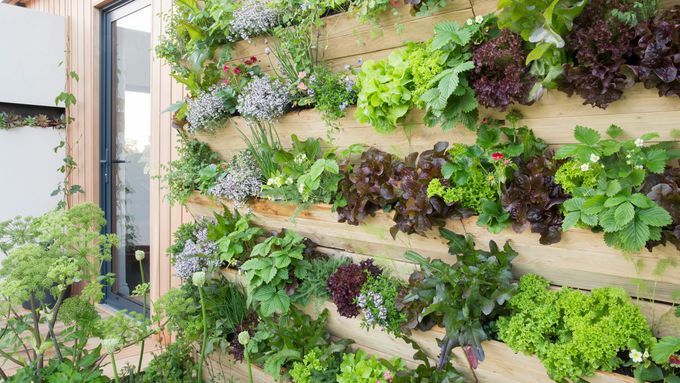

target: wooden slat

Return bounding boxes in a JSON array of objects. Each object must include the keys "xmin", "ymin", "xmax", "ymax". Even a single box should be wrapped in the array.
[
  {"xmin": 220, "ymin": 269, "xmax": 637, "ymax": 383},
  {"xmin": 187, "ymin": 194, "xmax": 680, "ymax": 306}
]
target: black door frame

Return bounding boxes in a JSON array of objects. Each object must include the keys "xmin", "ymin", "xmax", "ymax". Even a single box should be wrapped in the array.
[{"xmin": 100, "ymin": 0, "xmax": 151, "ymax": 314}]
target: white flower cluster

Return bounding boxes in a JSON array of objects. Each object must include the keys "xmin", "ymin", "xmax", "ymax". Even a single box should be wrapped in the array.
[
  {"xmin": 186, "ymin": 85, "xmax": 231, "ymax": 133},
  {"xmin": 229, "ymin": 0, "xmax": 279, "ymax": 42},
  {"xmin": 237, "ymin": 76, "xmax": 292, "ymax": 121},
  {"xmin": 357, "ymin": 291, "xmax": 387, "ymax": 327},
  {"xmin": 209, "ymin": 150, "xmax": 263, "ymax": 207},
  {"xmin": 174, "ymin": 226, "xmax": 219, "ymax": 280}
]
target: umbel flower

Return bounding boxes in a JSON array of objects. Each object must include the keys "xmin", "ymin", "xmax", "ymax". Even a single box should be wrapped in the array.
[
  {"xmin": 209, "ymin": 150, "xmax": 263, "ymax": 207},
  {"xmin": 237, "ymin": 76, "xmax": 292, "ymax": 121},
  {"xmin": 229, "ymin": 0, "xmax": 279, "ymax": 42}
]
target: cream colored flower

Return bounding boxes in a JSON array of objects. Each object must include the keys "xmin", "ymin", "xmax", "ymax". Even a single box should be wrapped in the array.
[
  {"xmin": 192, "ymin": 271, "xmax": 206, "ymax": 287},
  {"xmin": 135, "ymin": 250, "xmax": 145, "ymax": 261},
  {"xmin": 629, "ymin": 349, "xmax": 643, "ymax": 363},
  {"xmin": 475, "ymin": 15, "xmax": 484, "ymax": 23},
  {"xmin": 580, "ymin": 163, "xmax": 590, "ymax": 172}
]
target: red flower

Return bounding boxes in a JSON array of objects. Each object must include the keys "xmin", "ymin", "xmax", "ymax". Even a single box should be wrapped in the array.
[
  {"xmin": 670, "ymin": 354, "xmax": 680, "ymax": 367},
  {"xmin": 223, "ymin": 64, "xmax": 229, "ymax": 72},
  {"xmin": 250, "ymin": 56, "xmax": 257, "ymax": 63},
  {"xmin": 233, "ymin": 67, "xmax": 241, "ymax": 75},
  {"xmin": 244, "ymin": 59, "xmax": 253, "ymax": 65},
  {"xmin": 492, "ymin": 152, "xmax": 505, "ymax": 161}
]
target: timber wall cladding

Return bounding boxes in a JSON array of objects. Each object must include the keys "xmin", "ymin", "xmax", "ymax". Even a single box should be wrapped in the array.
[{"xmin": 184, "ymin": 1, "xmax": 680, "ymax": 383}]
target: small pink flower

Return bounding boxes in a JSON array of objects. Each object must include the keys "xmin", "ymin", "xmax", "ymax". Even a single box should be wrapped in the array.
[
  {"xmin": 503, "ymin": 159, "xmax": 511, "ymax": 165},
  {"xmin": 223, "ymin": 65, "xmax": 229, "ymax": 72},
  {"xmin": 670, "ymin": 354, "xmax": 680, "ymax": 367},
  {"xmin": 297, "ymin": 82, "xmax": 308, "ymax": 91},
  {"xmin": 298, "ymin": 71, "xmax": 307, "ymax": 79},
  {"xmin": 384, "ymin": 371, "xmax": 393, "ymax": 381},
  {"xmin": 233, "ymin": 67, "xmax": 241, "ymax": 75}
]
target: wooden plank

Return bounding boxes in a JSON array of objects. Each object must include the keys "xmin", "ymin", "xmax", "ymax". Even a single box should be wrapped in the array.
[
  {"xmin": 221, "ymin": 268, "xmax": 637, "ymax": 383},
  {"xmin": 187, "ymin": 194, "xmax": 680, "ymax": 306},
  {"xmin": 228, "ymin": 1, "xmax": 473, "ymax": 63}
]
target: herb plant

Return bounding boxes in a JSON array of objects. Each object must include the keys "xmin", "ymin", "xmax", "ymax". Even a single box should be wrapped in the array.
[
  {"xmin": 207, "ymin": 208, "xmax": 263, "ymax": 267},
  {"xmin": 186, "ymin": 84, "xmax": 237, "ymax": 133},
  {"xmin": 557, "ymin": 125, "xmax": 675, "ymax": 252},
  {"xmin": 357, "ymin": 273, "xmax": 408, "ymax": 337},
  {"xmin": 237, "ymin": 75, "xmax": 292, "ymax": 121},
  {"xmin": 241, "ymin": 230, "xmax": 306, "ymax": 317},
  {"xmin": 420, "ymin": 16, "xmax": 494, "ymax": 130},
  {"xmin": 247, "ymin": 308, "xmax": 351, "ymax": 379},
  {"xmin": 402, "ymin": 228, "xmax": 517, "ymax": 369},
  {"xmin": 161, "ymin": 137, "xmax": 221, "ymax": 205},
  {"xmin": 336, "ymin": 349, "xmax": 406, "ymax": 383},
  {"xmin": 497, "ymin": 274, "xmax": 653, "ymax": 382},
  {"xmin": 327, "ymin": 259, "xmax": 382, "ymax": 318},
  {"xmin": 228, "ymin": 0, "xmax": 280, "ymax": 42},
  {"xmin": 209, "ymin": 150, "xmax": 263, "ymax": 207},
  {"xmin": 293, "ymin": 255, "xmax": 350, "ymax": 305},
  {"xmin": 170, "ymin": 220, "xmax": 220, "ymax": 280},
  {"xmin": 308, "ymin": 65, "xmax": 358, "ymax": 132}
]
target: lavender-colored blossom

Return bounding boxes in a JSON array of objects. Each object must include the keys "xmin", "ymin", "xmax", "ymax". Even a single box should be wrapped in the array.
[
  {"xmin": 237, "ymin": 76, "xmax": 291, "ymax": 121},
  {"xmin": 229, "ymin": 0, "xmax": 279, "ymax": 42},
  {"xmin": 209, "ymin": 150, "xmax": 262, "ymax": 207},
  {"xmin": 186, "ymin": 85, "xmax": 234, "ymax": 133},
  {"xmin": 173, "ymin": 225, "xmax": 219, "ymax": 280}
]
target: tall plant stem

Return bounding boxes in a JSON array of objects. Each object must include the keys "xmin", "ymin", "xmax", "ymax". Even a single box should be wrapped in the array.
[
  {"xmin": 136, "ymin": 259, "xmax": 147, "ymax": 375},
  {"xmin": 110, "ymin": 352, "xmax": 120, "ymax": 383},
  {"xmin": 47, "ymin": 289, "xmax": 67, "ymax": 362},
  {"xmin": 197, "ymin": 287, "xmax": 208, "ymax": 382},
  {"xmin": 245, "ymin": 351, "xmax": 253, "ymax": 383},
  {"xmin": 29, "ymin": 293, "xmax": 44, "ymax": 375}
]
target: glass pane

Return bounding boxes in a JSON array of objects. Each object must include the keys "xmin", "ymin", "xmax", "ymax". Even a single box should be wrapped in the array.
[{"xmin": 110, "ymin": 6, "xmax": 151, "ymax": 305}]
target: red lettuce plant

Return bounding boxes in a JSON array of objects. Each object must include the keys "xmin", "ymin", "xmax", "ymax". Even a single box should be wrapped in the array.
[
  {"xmin": 559, "ymin": 0, "xmax": 638, "ymax": 108},
  {"xmin": 502, "ymin": 151, "xmax": 568, "ymax": 245},
  {"xmin": 327, "ymin": 259, "xmax": 382, "ymax": 318},
  {"xmin": 390, "ymin": 142, "xmax": 474, "ymax": 237},
  {"xmin": 642, "ymin": 166, "xmax": 680, "ymax": 251},
  {"xmin": 337, "ymin": 148, "xmax": 399, "ymax": 226},
  {"xmin": 628, "ymin": 6, "xmax": 680, "ymax": 99},
  {"xmin": 471, "ymin": 29, "xmax": 536, "ymax": 110}
]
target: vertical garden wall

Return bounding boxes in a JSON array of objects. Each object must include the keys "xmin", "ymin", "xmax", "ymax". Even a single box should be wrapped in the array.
[{"xmin": 157, "ymin": 0, "xmax": 680, "ymax": 382}]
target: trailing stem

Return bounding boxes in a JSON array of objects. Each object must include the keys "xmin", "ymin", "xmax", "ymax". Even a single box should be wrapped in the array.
[
  {"xmin": 197, "ymin": 287, "xmax": 208, "ymax": 382},
  {"xmin": 136, "ymin": 258, "xmax": 148, "ymax": 375}
]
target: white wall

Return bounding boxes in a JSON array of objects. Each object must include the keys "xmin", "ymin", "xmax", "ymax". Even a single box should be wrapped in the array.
[
  {"xmin": 0, "ymin": 4, "xmax": 66, "ymax": 107},
  {"xmin": 0, "ymin": 127, "xmax": 65, "ymax": 221}
]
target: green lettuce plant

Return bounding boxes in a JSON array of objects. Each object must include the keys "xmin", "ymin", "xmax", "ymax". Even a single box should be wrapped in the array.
[
  {"xmin": 355, "ymin": 49, "xmax": 413, "ymax": 133},
  {"xmin": 557, "ymin": 125, "xmax": 676, "ymax": 252},
  {"xmin": 336, "ymin": 349, "xmax": 406, "ymax": 383},
  {"xmin": 497, "ymin": 274, "xmax": 654, "ymax": 383},
  {"xmin": 289, "ymin": 347, "xmax": 345, "ymax": 383},
  {"xmin": 241, "ymin": 230, "xmax": 306, "ymax": 317}
]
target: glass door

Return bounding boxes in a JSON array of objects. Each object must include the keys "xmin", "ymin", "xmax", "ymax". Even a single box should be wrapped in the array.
[{"xmin": 101, "ymin": 0, "xmax": 151, "ymax": 313}]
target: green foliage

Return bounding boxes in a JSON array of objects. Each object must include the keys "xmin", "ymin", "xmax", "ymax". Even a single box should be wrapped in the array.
[
  {"xmin": 497, "ymin": 274, "xmax": 654, "ymax": 382},
  {"xmin": 420, "ymin": 17, "xmax": 496, "ymax": 130},
  {"xmin": 247, "ymin": 308, "xmax": 350, "ymax": 379},
  {"xmin": 349, "ymin": 0, "xmax": 395, "ymax": 24},
  {"xmin": 308, "ymin": 65, "xmax": 357, "ymax": 135},
  {"xmin": 9, "ymin": 347, "xmax": 109, "ymax": 383},
  {"xmin": 153, "ymin": 277, "xmax": 249, "ymax": 352},
  {"xmin": 238, "ymin": 120, "xmax": 282, "ymax": 180},
  {"xmin": 261, "ymin": 135, "xmax": 343, "ymax": 205},
  {"xmin": 271, "ymin": 18, "xmax": 318, "ymax": 106},
  {"xmin": 557, "ymin": 126, "xmax": 676, "ymax": 251},
  {"xmin": 155, "ymin": 0, "xmax": 235, "ymax": 96},
  {"xmin": 477, "ymin": 198, "xmax": 511, "ymax": 234},
  {"xmin": 497, "ymin": 0, "xmax": 587, "ymax": 91},
  {"xmin": 242, "ymin": 230, "xmax": 306, "ymax": 317},
  {"xmin": 403, "ymin": 228, "xmax": 517, "ymax": 367},
  {"xmin": 207, "ymin": 208, "xmax": 263, "ymax": 267},
  {"xmin": 161, "ymin": 137, "xmax": 221, "ymax": 205},
  {"xmin": 355, "ymin": 49, "xmax": 413, "ymax": 133},
  {"xmin": 357, "ymin": 273, "xmax": 408, "ymax": 337},
  {"xmin": 292, "ymin": 256, "xmax": 350, "ymax": 305},
  {"xmin": 141, "ymin": 342, "xmax": 198, "ymax": 383},
  {"xmin": 554, "ymin": 160, "xmax": 602, "ymax": 195},
  {"xmin": 289, "ymin": 347, "xmax": 344, "ymax": 383},
  {"xmin": 168, "ymin": 222, "xmax": 198, "ymax": 259},
  {"xmin": 336, "ymin": 349, "xmax": 406, "ymax": 383},
  {"xmin": 405, "ymin": 42, "xmax": 444, "ymax": 109}
]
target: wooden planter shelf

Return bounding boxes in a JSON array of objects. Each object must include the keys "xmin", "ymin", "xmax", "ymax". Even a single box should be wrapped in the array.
[
  {"xmin": 214, "ymin": 267, "xmax": 637, "ymax": 383},
  {"xmin": 186, "ymin": 2, "xmax": 680, "ymax": 381}
]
